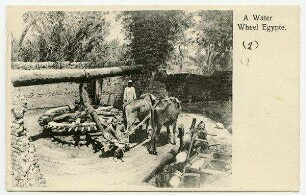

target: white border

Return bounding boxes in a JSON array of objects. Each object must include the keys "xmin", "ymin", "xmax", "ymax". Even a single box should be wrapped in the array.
[{"xmin": 1, "ymin": 1, "xmax": 304, "ymax": 195}]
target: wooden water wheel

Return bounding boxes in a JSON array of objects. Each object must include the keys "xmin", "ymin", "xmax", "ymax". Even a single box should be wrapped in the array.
[{"xmin": 37, "ymin": 83, "xmax": 129, "ymax": 159}]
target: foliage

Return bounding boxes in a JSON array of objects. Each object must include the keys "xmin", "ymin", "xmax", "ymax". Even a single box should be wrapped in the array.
[
  {"xmin": 190, "ymin": 10, "xmax": 233, "ymax": 76},
  {"xmin": 119, "ymin": 10, "xmax": 192, "ymax": 73},
  {"xmin": 11, "ymin": 10, "xmax": 233, "ymax": 75},
  {"xmin": 12, "ymin": 11, "xmax": 112, "ymax": 65}
]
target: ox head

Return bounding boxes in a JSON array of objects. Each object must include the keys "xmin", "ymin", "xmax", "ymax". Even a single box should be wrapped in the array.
[
  {"xmin": 169, "ymin": 97, "xmax": 181, "ymax": 110},
  {"xmin": 197, "ymin": 121, "xmax": 205, "ymax": 130},
  {"xmin": 140, "ymin": 93, "xmax": 157, "ymax": 106}
]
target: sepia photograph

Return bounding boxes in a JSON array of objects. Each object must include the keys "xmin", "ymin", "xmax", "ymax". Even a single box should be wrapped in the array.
[{"xmin": 7, "ymin": 8, "xmax": 233, "ymax": 190}]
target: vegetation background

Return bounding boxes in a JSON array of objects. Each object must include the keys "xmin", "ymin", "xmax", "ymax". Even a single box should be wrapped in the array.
[{"xmin": 11, "ymin": 10, "xmax": 233, "ymax": 76}]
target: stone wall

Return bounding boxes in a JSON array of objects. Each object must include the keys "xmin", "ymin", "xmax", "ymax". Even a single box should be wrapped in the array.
[{"xmin": 10, "ymin": 104, "xmax": 46, "ymax": 188}]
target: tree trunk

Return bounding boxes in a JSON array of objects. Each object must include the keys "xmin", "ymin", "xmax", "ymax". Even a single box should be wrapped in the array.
[
  {"xmin": 19, "ymin": 24, "xmax": 32, "ymax": 47},
  {"xmin": 179, "ymin": 45, "xmax": 184, "ymax": 73}
]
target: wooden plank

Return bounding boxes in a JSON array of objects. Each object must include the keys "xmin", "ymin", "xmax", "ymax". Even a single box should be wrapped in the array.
[
  {"xmin": 130, "ymin": 114, "xmax": 151, "ymax": 133},
  {"xmin": 187, "ymin": 152, "xmax": 214, "ymax": 171}
]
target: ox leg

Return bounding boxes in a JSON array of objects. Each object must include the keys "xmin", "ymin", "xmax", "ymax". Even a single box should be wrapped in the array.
[
  {"xmin": 126, "ymin": 122, "xmax": 131, "ymax": 134},
  {"xmin": 172, "ymin": 122, "xmax": 177, "ymax": 145},
  {"xmin": 149, "ymin": 137, "xmax": 157, "ymax": 155},
  {"xmin": 149, "ymin": 124, "xmax": 161, "ymax": 155},
  {"xmin": 148, "ymin": 125, "xmax": 156, "ymax": 154},
  {"xmin": 146, "ymin": 119, "xmax": 151, "ymax": 137},
  {"xmin": 125, "ymin": 120, "xmax": 134, "ymax": 142},
  {"xmin": 166, "ymin": 124, "xmax": 171, "ymax": 144},
  {"xmin": 123, "ymin": 109, "xmax": 127, "ymax": 130}
]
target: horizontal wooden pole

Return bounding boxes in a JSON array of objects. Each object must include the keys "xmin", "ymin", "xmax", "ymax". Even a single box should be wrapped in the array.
[{"xmin": 11, "ymin": 65, "xmax": 143, "ymax": 87}]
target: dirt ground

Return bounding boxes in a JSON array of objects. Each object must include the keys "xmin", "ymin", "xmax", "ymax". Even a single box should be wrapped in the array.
[{"xmin": 24, "ymin": 109, "xmax": 232, "ymax": 190}]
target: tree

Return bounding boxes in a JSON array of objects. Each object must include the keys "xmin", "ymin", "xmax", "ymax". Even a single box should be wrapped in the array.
[
  {"xmin": 15, "ymin": 11, "xmax": 110, "ymax": 63},
  {"xmin": 11, "ymin": 34, "xmax": 21, "ymax": 62},
  {"xmin": 193, "ymin": 10, "xmax": 233, "ymax": 75},
  {"xmin": 119, "ymin": 10, "xmax": 192, "ymax": 74}
]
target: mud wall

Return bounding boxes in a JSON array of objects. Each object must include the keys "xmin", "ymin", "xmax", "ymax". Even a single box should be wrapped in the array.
[
  {"xmin": 12, "ymin": 72, "xmax": 231, "ymax": 110},
  {"xmin": 99, "ymin": 71, "xmax": 232, "ymax": 106},
  {"xmin": 11, "ymin": 61, "xmax": 117, "ymax": 70},
  {"xmin": 11, "ymin": 75, "xmax": 154, "ymax": 110},
  {"xmin": 99, "ymin": 74, "xmax": 168, "ymax": 108},
  {"xmin": 12, "ymin": 83, "xmax": 80, "ymax": 110},
  {"xmin": 157, "ymin": 71, "xmax": 232, "ymax": 102},
  {"xmin": 11, "ymin": 62, "xmax": 155, "ymax": 109},
  {"xmin": 11, "ymin": 61, "xmax": 232, "ymax": 110}
]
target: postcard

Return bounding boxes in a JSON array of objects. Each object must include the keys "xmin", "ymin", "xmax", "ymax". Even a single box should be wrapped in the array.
[{"xmin": 6, "ymin": 5, "xmax": 299, "ymax": 191}]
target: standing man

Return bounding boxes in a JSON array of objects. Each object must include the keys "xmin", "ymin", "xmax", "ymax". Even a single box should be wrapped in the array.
[
  {"xmin": 123, "ymin": 80, "xmax": 137, "ymax": 104},
  {"xmin": 123, "ymin": 80, "xmax": 137, "ymax": 130}
]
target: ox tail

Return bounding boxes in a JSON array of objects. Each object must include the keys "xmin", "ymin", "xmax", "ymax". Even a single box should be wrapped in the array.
[
  {"xmin": 149, "ymin": 106, "xmax": 155, "ymax": 139},
  {"xmin": 150, "ymin": 100, "xmax": 160, "ymax": 136},
  {"xmin": 150, "ymin": 109, "xmax": 154, "ymax": 133}
]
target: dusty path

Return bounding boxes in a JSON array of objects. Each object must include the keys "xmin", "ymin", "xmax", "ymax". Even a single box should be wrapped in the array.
[{"xmin": 24, "ymin": 110, "xmax": 231, "ymax": 190}]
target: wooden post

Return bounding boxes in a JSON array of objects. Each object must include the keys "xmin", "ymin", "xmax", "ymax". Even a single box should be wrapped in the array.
[
  {"xmin": 87, "ymin": 79, "xmax": 97, "ymax": 105},
  {"xmin": 95, "ymin": 78, "xmax": 103, "ymax": 105},
  {"xmin": 80, "ymin": 83, "xmax": 119, "ymax": 140},
  {"xmin": 87, "ymin": 78, "xmax": 103, "ymax": 106}
]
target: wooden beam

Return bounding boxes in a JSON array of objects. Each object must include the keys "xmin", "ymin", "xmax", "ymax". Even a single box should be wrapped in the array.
[
  {"xmin": 143, "ymin": 146, "xmax": 180, "ymax": 183},
  {"xmin": 11, "ymin": 65, "xmax": 143, "ymax": 87}
]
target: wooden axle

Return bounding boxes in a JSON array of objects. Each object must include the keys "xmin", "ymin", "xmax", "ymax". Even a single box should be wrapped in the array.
[{"xmin": 11, "ymin": 65, "xmax": 143, "ymax": 87}]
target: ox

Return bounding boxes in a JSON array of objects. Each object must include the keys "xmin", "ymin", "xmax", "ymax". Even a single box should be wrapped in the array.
[
  {"xmin": 149, "ymin": 97, "xmax": 181, "ymax": 154},
  {"xmin": 123, "ymin": 93, "xmax": 157, "ymax": 135}
]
